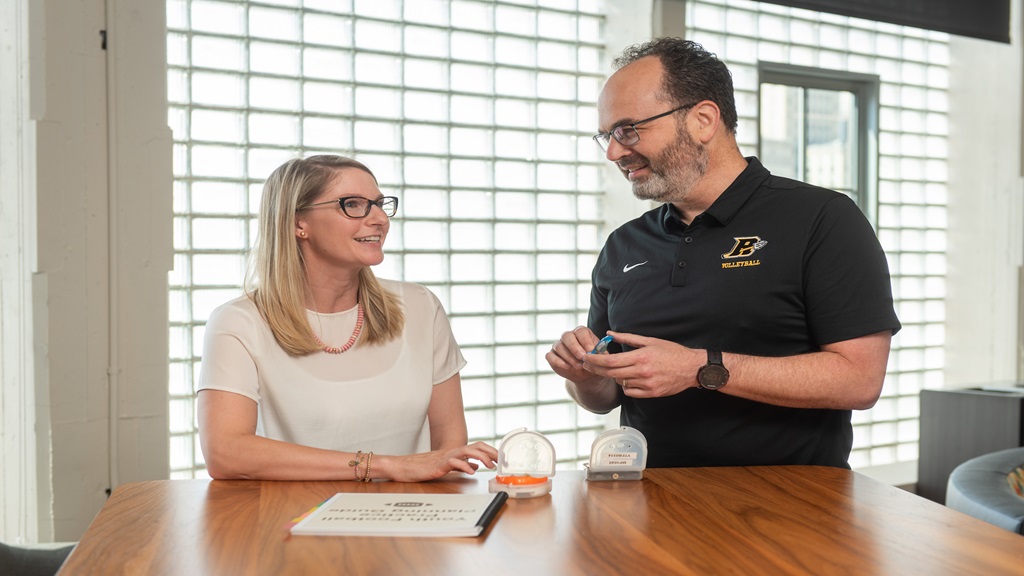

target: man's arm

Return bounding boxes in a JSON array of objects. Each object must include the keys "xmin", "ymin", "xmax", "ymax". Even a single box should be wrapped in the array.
[
  {"xmin": 565, "ymin": 373, "xmax": 623, "ymax": 414},
  {"xmin": 582, "ymin": 330, "xmax": 892, "ymax": 410}
]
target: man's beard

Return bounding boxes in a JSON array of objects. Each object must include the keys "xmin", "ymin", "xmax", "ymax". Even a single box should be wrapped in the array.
[{"xmin": 626, "ymin": 128, "xmax": 708, "ymax": 203}]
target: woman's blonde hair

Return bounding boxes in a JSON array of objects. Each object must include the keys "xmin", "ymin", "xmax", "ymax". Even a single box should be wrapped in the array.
[{"xmin": 246, "ymin": 155, "xmax": 404, "ymax": 355}]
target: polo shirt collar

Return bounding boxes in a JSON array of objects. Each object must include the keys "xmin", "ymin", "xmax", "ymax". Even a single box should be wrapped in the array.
[{"xmin": 659, "ymin": 157, "xmax": 770, "ymax": 231}]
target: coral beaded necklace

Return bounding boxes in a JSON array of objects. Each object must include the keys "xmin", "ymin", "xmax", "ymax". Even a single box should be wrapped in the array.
[{"xmin": 312, "ymin": 303, "xmax": 364, "ymax": 354}]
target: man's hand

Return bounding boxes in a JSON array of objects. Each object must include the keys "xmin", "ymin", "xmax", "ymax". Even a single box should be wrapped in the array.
[
  {"xmin": 546, "ymin": 326, "xmax": 623, "ymax": 412},
  {"xmin": 545, "ymin": 326, "xmax": 604, "ymax": 384},
  {"xmin": 582, "ymin": 331, "xmax": 703, "ymax": 398}
]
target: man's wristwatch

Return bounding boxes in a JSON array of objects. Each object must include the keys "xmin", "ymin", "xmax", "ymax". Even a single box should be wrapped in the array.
[{"xmin": 697, "ymin": 349, "xmax": 730, "ymax": 390}]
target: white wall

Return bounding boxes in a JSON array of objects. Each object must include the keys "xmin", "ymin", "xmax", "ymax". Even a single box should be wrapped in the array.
[
  {"xmin": 35, "ymin": 0, "xmax": 114, "ymax": 541},
  {"xmin": 104, "ymin": 0, "xmax": 175, "ymax": 498},
  {"xmin": 0, "ymin": 0, "xmax": 171, "ymax": 542},
  {"xmin": 945, "ymin": 11, "xmax": 1024, "ymax": 386}
]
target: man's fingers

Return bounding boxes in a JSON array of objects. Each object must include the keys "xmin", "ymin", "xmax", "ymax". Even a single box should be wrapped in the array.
[{"xmin": 606, "ymin": 330, "xmax": 648, "ymax": 348}]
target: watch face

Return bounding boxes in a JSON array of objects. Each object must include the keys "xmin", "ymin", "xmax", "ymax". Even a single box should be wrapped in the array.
[{"xmin": 698, "ymin": 364, "xmax": 730, "ymax": 390}]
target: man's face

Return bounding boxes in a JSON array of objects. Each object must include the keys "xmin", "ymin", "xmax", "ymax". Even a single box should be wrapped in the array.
[
  {"xmin": 627, "ymin": 122, "xmax": 708, "ymax": 203},
  {"xmin": 596, "ymin": 57, "xmax": 708, "ymax": 203}
]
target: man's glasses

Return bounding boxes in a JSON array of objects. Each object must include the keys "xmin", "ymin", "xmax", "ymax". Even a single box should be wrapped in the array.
[
  {"xmin": 592, "ymin": 103, "xmax": 699, "ymax": 151},
  {"xmin": 302, "ymin": 196, "xmax": 399, "ymax": 218}
]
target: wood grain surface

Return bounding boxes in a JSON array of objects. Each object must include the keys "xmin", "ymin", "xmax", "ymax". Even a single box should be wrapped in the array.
[{"xmin": 58, "ymin": 467, "xmax": 1024, "ymax": 575}]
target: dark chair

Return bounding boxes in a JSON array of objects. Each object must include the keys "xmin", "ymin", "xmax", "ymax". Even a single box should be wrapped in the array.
[
  {"xmin": 945, "ymin": 446, "xmax": 1024, "ymax": 534},
  {"xmin": 0, "ymin": 541, "xmax": 75, "ymax": 576}
]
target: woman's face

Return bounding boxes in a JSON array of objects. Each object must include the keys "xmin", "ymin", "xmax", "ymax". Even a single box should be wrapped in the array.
[{"xmin": 295, "ymin": 168, "xmax": 390, "ymax": 276}]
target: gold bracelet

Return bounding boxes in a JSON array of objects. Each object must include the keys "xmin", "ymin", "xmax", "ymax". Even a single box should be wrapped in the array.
[
  {"xmin": 349, "ymin": 450, "xmax": 364, "ymax": 481},
  {"xmin": 362, "ymin": 451, "xmax": 373, "ymax": 482}
]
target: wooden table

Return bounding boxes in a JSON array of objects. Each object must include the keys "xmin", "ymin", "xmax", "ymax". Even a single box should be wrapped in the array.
[{"xmin": 59, "ymin": 467, "xmax": 1024, "ymax": 575}]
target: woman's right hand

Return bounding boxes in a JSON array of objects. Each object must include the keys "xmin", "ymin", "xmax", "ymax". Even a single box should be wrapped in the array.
[{"xmin": 376, "ymin": 442, "xmax": 499, "ymax": 483}]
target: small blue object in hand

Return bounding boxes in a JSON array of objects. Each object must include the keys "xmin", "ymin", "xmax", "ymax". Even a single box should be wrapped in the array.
[{"xmin": 590, "ymin": 335, "xmax": 614, "ymax": 354}]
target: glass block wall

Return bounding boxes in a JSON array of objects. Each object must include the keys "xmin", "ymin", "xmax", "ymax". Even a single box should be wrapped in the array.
[
  {"xmin": 166, "ymin": 0, "xmax": 943, "ymax": 477},
  {"xmin": 166, "ymin": 0, "xmax": 608, "ymax": 478}
]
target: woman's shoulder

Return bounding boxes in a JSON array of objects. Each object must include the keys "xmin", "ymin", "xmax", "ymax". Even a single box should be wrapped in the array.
[
  {"xmin": 378, "ymin": 278, "xmax": 441, "ymax": 307},
  {"xmin": 207, "ymin": 294, "xmax": 261, "ymax": 329}
]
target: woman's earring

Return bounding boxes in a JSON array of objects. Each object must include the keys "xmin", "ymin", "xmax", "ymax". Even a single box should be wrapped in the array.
[{"xmin": 298, "ymin": 231, "xmax": 307, "ymax": 238}]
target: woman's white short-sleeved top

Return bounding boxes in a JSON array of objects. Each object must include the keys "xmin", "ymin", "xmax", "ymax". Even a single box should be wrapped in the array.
[{"xmin": 198, "ymin": 280, "xmax": 466, "ymax": 456}]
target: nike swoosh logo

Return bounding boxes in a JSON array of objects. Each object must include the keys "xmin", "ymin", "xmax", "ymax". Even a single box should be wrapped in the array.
[{"xmin": 622, "ymin": 261, "xmax": 648, "ymax": 273}]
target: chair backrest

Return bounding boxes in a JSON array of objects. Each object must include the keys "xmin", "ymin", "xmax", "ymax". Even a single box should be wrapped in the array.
[
  {"xmin": 945, "ymin": 446, "xmax": 1024, "ymax": 534},
  {"xmin": 0, "ymin": 541, "xmax": 75, "ymax": 576}
]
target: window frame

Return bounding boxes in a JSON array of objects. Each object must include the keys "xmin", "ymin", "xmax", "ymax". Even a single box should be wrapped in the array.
[{"xmin": 757, "ymin": 61, "xmax": 881, "ymax": 226}]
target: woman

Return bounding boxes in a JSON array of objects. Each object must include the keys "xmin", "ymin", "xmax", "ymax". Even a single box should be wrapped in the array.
[{"xmin": 197, "ymin": 155, "xmax": 497, "ymax": 481}]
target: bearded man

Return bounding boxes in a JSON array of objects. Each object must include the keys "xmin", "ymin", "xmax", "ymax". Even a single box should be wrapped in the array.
[{"xmin": 546, "ymin": 38, "xmax": 901, "ymax": 468}]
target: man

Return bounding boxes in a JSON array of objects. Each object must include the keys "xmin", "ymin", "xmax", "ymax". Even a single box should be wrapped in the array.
[{"xmin": 546, "ymin": 38, "xmax": 901, "ymax": 468}]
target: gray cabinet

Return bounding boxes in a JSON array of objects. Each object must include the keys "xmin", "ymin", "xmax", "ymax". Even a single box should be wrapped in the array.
[{"xmin": 917, "ymin": 386, "xmax": 1024, "ymax": 503}]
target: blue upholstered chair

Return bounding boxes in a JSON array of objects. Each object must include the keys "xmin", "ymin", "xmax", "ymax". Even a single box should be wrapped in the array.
[{"xmin": 944, "ymin": 446, "xmax": 1024, "ymax": 534}]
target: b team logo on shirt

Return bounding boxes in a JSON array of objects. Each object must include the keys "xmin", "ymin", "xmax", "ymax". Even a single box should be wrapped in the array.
[{"xmin": 721, "ymin": 236, "xmax": 766, "ymax": 269}]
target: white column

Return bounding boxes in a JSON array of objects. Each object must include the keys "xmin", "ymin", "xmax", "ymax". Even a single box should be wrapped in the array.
[{"xmin": 0, "ymin": 0, "xmax": 40, "ymax": 545}]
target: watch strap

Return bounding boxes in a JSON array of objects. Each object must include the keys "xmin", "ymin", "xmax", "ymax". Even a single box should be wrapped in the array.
[{"xmin": 707, "ymin": 349, "xmax": 723, "ymax": 365}]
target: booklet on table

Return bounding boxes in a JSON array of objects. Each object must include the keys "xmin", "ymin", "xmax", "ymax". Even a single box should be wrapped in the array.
[{"xmin": 289, "ymin": 491, "xmax": 508, "ymax": 538}]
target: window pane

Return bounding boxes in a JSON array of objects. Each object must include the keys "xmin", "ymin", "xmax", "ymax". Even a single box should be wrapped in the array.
[
  {"xmin": 805, "ymin": 88, "xmax": 856, "ymax": 193},
  {"xmin": 759, "ymin": 83, "xmax": 802, "ymax": 179}
]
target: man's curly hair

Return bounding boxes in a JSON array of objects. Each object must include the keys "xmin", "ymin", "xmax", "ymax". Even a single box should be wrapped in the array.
[{"xmin": 614, "ymin": 38, "xmax": 738, "ymax": 134}]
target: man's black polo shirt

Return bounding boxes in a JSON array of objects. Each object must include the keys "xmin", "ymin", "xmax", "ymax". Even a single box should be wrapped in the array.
[{"xmin": 588, "ymin": 157, "xmax": 901, "ymax": 468}]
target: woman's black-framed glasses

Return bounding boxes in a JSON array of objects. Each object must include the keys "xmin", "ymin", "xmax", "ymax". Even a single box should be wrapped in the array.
[
  {"xmin": 592, "ymin": 102, "xmax": 699, "ymax": 151},
  {"xmin": 302, "ymin": 196, "xmax": 399, "ymax": 218}
]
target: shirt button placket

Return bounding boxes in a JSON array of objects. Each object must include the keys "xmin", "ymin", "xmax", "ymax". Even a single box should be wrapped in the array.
[{"xmin": 671, "ymin": 234, "xmax": 691, "ymax": 287}]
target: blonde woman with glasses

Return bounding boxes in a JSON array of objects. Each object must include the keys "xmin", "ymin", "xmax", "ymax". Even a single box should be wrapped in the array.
[{"xmin": 197, "ymin": 155, "xmax": 497, "ymax": 482}]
